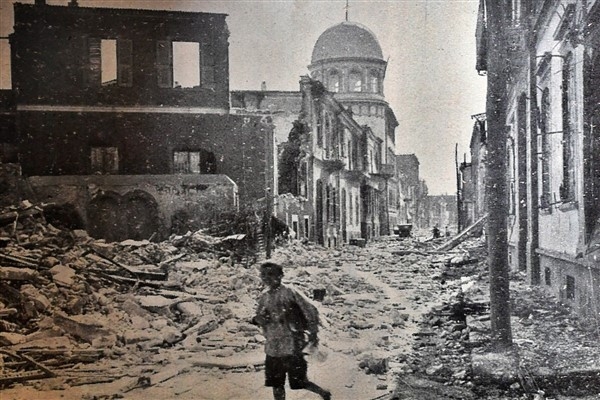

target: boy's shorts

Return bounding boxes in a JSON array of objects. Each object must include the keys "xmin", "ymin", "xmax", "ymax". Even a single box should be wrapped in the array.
[{"xmin": 264, "ymin": 354, "xmax": 307, "ymax": 389}]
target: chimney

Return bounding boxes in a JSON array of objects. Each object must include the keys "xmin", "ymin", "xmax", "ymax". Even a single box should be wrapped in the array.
[
  {"xmin": 261, "ymin": 81, "xmax": 267, "ymax": 91},
  {"xmin": 34, "ymin": 0, "xmax": 46, "ymax": 5},
  {"xmin": 68, "ymin": 0, "xmax": 79, "ymax": 6}
]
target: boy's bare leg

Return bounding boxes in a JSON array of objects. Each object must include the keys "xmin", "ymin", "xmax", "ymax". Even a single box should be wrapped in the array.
[
  {"xmin": 273, "ymin": 386, "xmax": 285, "ymax": 400},
  {"xmin": 304, "ymin": 381, "xmax": 331, "ymax": 400}
]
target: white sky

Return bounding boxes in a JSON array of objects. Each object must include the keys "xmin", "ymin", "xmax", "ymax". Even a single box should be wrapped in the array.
[{"xmin": 0, "ymin": 0, "xmax": 487, "ymax": 195}]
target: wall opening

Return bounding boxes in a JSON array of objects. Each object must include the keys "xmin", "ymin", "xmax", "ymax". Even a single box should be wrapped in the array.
[
  {"xmin": 101, "ymin": 39, "xmax": 117, "ymax": 85},
  {"xmin": 566, "ymin": 275, "xmax": 575, "ymax": 300},
  {"xmin": 173, "ymin": 41, "xmax": 200, "ymax": 88}
]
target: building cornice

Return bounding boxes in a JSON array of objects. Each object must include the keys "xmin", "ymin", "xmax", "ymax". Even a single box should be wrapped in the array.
[{"xmin": 16, "ymin": 105, "xmax": 229, "ymax": 115}]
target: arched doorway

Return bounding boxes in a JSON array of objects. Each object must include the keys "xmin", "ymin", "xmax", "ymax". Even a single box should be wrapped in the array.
[
  {"xmin": 316, "ymin": 179, "xmax": 324, "ymax": 245},
  {"xmin": 123, "ymin": 190, "xmax": 160, "ymax": 240},
  {"xmin": 87, "ymin": 190, "xmax": 159, "ymax": 242},
  {"xmin": 87, "ymin": 192, "xmax": 123, "ymax": 242}
]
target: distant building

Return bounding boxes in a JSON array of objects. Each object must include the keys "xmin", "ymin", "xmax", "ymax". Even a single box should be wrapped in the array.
[
  {"xmin": 233, "ymin": 18, "xmax": 401, "ymax": 246},
  {"xmin": 295, "ymin": 77, "xmax": 384, "ymax": 246},
  {"xmin": 396, "ymin": 154, "xmax": 421, "ymax": 226},
  {"xmin": 425, "ymin": 194, "xmax": 457, "ymax": 233}
]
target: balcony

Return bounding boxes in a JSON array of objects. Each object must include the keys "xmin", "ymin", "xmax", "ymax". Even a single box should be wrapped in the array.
[
  {"xmin": 344, "ymin": 168, "xmax": 368, "ymax": 182},
  {"xmin": 321, "ymin": 158, "xmax": 345, "ymax": 172},
  {"xmin": 371, "ymin": 163, "xmax": 395, "ymax": 178}
]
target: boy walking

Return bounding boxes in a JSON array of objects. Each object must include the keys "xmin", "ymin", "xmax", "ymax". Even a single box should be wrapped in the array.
[{"xmin": 252, "ymin": 261, "xmax": 331, "ymax": 400}]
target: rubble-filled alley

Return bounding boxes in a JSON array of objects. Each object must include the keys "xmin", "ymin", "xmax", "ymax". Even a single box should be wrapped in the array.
[{"xmin": 2, "ymin": 201, "xmax": 600, "ymax": 400}]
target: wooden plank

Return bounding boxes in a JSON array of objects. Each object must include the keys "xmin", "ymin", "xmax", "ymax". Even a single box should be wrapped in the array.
[{"xmin": 436, "ymin": 214, "xmax": 488, "ymax": 251}]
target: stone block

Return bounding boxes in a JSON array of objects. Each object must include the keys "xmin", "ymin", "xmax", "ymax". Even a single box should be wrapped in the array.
[{"xmin": 471, "ymin": 349, "xmax": 519, "ymax": 385}]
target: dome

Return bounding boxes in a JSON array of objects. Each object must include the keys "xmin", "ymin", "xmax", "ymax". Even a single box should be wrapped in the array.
[{"xmin": 311, "ymin": 21, "xmax": 384, "ymax": 64}]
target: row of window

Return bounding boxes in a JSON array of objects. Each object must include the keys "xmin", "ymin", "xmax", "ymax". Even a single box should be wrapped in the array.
[
  {"xmin": 350, "ymin": 104, "xmax": 386, "ymax": 118},
  {"xmin": 507, "ymin": 50, "xmax": 577, "ymax": 213},
  {"xmin": 313, "ymin": 69, "xmax": 381, "ymax": 94},
  {"xmin": 316, "ymin": 107, "xmax": 381, "ymax": 173},
  {"xmin": 87, "ymin": 38, "xmax": 216, "ymax": 89},
  {"xmin": 90, "ymin": 147, "xmax": 216, "ymax": 174},
  {"xmin": 321, "ymin": 183, "xmax": 361, "ymax": 226},
  {"xmin": 537, "ymin": 51, "xmax": 576, "ymax": 209}
]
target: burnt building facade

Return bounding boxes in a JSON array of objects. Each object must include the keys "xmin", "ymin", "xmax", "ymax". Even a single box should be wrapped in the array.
[{"xmin": 8, "ymin": 1, "xmax": 274, "ymax": 241}]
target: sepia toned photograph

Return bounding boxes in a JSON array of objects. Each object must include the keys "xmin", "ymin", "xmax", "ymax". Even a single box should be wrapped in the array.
[{"xmin": 0, "ymin": 0, "xmax": 599, "ymax": 399}]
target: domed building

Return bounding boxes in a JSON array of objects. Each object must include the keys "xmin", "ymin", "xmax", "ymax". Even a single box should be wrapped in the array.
[
  {"xmin": 308, "ymin": 21, "xmax": 397, "ymax": 156},
  {"xmin": 310, "ymin": 21, "xmax": 385, "ymax": 96},
  {"xmin": 236, "ymin": 18, "xmax": 402, "ymax": 246},
  {"xmin": 308, "ymin": 20, "xmax": 399, "ymax": 238}
]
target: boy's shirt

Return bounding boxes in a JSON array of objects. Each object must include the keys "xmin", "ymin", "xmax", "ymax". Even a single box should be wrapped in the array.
[{"xmin": 254, "ymin": 284, "xmax": 319, "ymax": 357}]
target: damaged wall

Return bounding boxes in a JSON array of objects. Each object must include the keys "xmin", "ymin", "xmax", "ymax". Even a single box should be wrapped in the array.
[
  {"xmin": 27, "ymin": 174, "xmax": 238, "ymax": 242},
  {"xmin": 17, "ymin": 111, "xmax": 271, "ymax": 205}
]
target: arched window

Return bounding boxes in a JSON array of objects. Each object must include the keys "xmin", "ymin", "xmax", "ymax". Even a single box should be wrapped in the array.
[
  {"xmin": 328, "ymin": 70, "xmax": 340, "ymax": 92},
  {"xmin": 369, "ymin": 71, "xmax": 379, "ymax": 93},
  {"xmin": 313, "ymin": 71, "xmax": 323, "ymax": 84},
  {"xmin": 349, "ymin": 71, "xmax": 362, "ymax": 92}
]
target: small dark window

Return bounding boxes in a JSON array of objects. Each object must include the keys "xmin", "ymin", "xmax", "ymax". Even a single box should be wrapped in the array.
[
  {"xmin": 304, "ymin": 217, "xmax": 309, "ymax": 238},
  {"xmin": 91, "ymin": 147, "xmax": 119, "ymax": 174},
  {"xmin": 545, "ymin": 267, "xmax": 551, "ymax": 286},
  {"xmin": 173, "ymin": 150, "xmax": 216, "ymax": 174},
  {"xmin": 566, "ymin": 275, "xmax": 575, "ymax": 300}
]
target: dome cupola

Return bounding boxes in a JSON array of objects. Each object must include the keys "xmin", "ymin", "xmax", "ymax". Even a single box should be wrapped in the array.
[{"xmin": 311, "ymin": 21, "xmax": 383, "ymax": 63}]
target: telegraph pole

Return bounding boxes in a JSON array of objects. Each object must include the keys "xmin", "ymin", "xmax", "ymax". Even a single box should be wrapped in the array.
[
  {"xmin": 265, "ymin": 123, "xmax": 274, "ymax": 259},
  {"xmin": 455, "ymin": 143, "xmax": 461, "ymax": 233},
  {"xmin": 484, "ymin": 0, "xmax": 512, "ymax": 349}
]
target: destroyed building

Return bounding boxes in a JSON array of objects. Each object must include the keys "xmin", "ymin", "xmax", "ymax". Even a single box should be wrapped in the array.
[
  {"xmin": 6, "ymin": 1, "xmax": 275, "ymax": 241},
  {"xmin": 476, "ymin": 0, "xmax": 600, "ymax": 322},
  {"xmin": 458, "ymin": 113, "xmax": 487, "ymax": 230},
  {"xmin": 395, "ymin": 154, "xmax": 427, "ymax": 228}
]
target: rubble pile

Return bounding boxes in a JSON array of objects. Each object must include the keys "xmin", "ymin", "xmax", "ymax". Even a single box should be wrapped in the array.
[{"xmin": 0, "ymin": 201, "xmax": 273, "ymax": 388}]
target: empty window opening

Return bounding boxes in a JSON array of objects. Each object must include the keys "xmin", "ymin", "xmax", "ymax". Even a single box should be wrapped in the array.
[
  {"xmin": 566, "ymin": 275, "xmax": 575, "ymax": 300},
  {"xmin": 91, "ymin": 146, "xmax": 119, "ymax": 174},
  {"xmin": 369, "ymin": 72, "xmax": 379, "ymax": 93},
  {"xmin": 328, "ymin": 71, "xmax": 340, "ymax": 92},
  {"xmin": 173, "ymin": 42, "xmax": 200, "ymax": 88},
  {"xmin": 304, "ymin": 216, "xmax": 309, "ymax": 238},
  {"xmin": 545, "ymin": 267, "xmax": 552, "ymax": 286},
  {"xmin": 101, "ymin": 39, "xmax": 117, "ymax": 85},
  {"xmin": 349, "ymin": 71, "xmax": 362, "ymax": 92}
]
